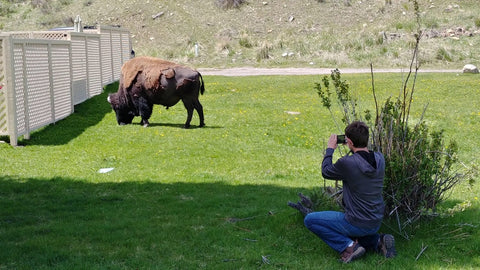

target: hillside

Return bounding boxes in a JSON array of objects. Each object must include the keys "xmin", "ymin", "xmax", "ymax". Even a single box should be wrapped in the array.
[{"xmin": 1, "ymin": 0, "xmax": 479, "ymax": 69}]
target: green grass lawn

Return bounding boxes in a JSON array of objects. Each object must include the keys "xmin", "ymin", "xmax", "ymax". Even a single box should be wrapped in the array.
[{"xmin": 1, "ymin": 73, "xmax": 479, "ymax": 269}]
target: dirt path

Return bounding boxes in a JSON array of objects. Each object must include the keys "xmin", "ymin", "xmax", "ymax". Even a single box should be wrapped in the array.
[{"xmin": 197, "ymin": 67, "xmax": 461, "ymax": 76}]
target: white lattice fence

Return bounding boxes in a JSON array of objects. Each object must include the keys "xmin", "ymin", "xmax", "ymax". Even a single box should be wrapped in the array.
[{"xmin": 0, "ymin": 26, "xmax": 131, "ymax": 146}]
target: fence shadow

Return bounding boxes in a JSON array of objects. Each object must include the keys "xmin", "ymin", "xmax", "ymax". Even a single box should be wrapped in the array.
[{"xmin": 21, "ymin": 83, "xmax": 118, "ymax": 146}]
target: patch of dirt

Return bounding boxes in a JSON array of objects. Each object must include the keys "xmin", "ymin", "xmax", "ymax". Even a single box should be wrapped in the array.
[{"xmin": 197, "ymin": 67, "xmax": 461, "ymax": 76}]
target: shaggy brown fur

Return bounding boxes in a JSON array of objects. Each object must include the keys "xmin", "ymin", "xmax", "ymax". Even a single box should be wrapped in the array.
[{"xmin": 121, "ymin": 56, "xmax": 178, "ymax": 89}]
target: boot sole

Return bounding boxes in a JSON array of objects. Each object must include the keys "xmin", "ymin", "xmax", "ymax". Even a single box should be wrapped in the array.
[
  {"xmin": 343, "ymin": 246, "xmax": 366, "ymax": 263},
  {"xmin": 381, "ymin": 234, "xmax": 396, "ymax": 258}
]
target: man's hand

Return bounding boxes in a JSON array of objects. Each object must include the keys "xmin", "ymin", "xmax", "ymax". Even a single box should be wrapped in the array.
[{"xmin": 327, "ymin": 134, "xmax": 338, "ymax": 149}]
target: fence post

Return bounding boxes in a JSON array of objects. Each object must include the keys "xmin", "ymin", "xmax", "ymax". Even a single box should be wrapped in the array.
[
  {"xmin": 68, "ymin": 38, "xmax": 74, "ymax": 114},
  {"xmin": 109, "ymin": 29, "xmax": 114, "ymax": 83},
  {"xmin": 20, "ymin": 42, "xmax": 30, "ymax": 140},
  {"xmin": 84, "ymin": 35, "xmax": 91, "ymax": 98},
  {"xmin": 3, "ymin": 36, "xmax": 18, "ymax": 146},
  {"xmin": 47, "ymin": 43, "xmax": 56, "ymax": 123},
  {"xmin": 98, "ymin": 36, "xmax": 104, "ymax": 89}
]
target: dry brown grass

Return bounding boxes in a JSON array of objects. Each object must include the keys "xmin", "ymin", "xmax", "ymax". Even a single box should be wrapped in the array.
[{"xmin": 1, "ymin": 0, "xmax": 479, "ymax": 69}]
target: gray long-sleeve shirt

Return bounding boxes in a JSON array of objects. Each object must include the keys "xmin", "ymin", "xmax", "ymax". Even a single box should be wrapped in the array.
[{"xmin": 322, "ymin": 148, "xmax": 385, "ymax": 229}]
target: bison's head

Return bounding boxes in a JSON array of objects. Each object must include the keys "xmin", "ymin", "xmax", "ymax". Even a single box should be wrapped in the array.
[{"xmin": 108, "ymin": 93, "xmax": 135, "ymax": 125}]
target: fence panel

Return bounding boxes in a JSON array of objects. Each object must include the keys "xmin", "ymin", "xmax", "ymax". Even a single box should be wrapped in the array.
[
  {"xmin": 99, "ymin": 29, "xmax": 114, "ymax": 85},
  {"xmin": 111, "ymin": 31, "xmax": 122, "ymax": 81},
  {"xmin": 70, "ymin": 34, "xmax": 88, "ymax": 104},
  {"xmin": 12, "ymin": 41, "xmax": 27, "ymax": 138},
  {"xmin": 86, "ymin": 35, "xmax": 102, "ymax": 97},
  {"xmin": 21, "ymin": 41, "xmax": 52, "ymax": 131},
  {"xmin": 50, "ymin": 43, "xmax": 73, "ymax": 121}
]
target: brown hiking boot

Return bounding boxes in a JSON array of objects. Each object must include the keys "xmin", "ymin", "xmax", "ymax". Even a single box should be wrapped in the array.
[{"xmin": 340, "ymin": 241, "xmax": 365, "ymax": 263}]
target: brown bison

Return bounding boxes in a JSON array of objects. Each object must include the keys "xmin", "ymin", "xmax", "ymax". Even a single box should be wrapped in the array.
[{"xmin": 108, "ymin": 56, "xmax": 205, "ymax": 128}]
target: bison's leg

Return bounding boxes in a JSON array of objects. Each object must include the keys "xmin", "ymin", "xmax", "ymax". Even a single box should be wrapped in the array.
[
  {"xmin": 181, "ymin": 99, "xmax": 195, "ymax": 128},
  {"xmin": 138, "ymin": 96, "xmax": 153, "ymax": 127},
  {"xmin": 193, "ymin": 99, "xmax": 205, "ymax": 127}
]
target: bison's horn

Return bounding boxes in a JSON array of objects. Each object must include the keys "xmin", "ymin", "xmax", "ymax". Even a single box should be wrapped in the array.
[{"xmin": 107, "ymin": 96, "xmax": 111, "ymax": 103}]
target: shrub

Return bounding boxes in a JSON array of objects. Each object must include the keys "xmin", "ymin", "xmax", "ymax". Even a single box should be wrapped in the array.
[
  {"xmin": 256, "ymin": 41, "xmax": 272, "ymax": 61},
  {"xmin": 475, "ymin": 18, "xmax": 480, "ymax": 27},
  {"xmin": 436, "ymin": 47, "xmax": 453, "ymax": 62},
  {"xmin": 215, "ymin": 0, "xmax": 246, "ymax": 10},
  {"xmin": 31, "ymin": 0, "xmax": 52, "ymax": 14},
  {"xmin": 0, "ymin": 2, "xmax": 15, "ymax": 17},
  {"xmin": 59, "ymin": 0, "xmax": 72, "ymax": 6},
  {"xmin": 239, "ymin": 35, "xmax": 253, "ymax": 48}
]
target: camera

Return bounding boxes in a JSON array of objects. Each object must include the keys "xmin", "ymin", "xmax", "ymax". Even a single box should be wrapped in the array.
[{"xmin": 337, "ymin": 134, "xmax": 346, "ymax": 144}]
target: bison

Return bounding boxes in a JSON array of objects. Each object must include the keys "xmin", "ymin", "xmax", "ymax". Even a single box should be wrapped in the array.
[{"xmin": 108, "ymin": 56, "xmax": 205, "ymax": 128}]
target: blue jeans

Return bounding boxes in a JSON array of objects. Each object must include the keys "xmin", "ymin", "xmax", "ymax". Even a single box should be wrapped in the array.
[{"xmin": 304, "ymin": 211, "xmax": 380, "ymax": 253}]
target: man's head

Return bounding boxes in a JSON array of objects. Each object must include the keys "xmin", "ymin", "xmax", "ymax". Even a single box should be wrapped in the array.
[{"xmin": 345, "ymin": 121, "xmax": 369, "ymax": 148}]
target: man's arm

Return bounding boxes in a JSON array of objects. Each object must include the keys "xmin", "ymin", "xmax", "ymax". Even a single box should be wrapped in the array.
[{"xmin": 322, "ymin": 147, "xmax": 344, "ymax": 180}]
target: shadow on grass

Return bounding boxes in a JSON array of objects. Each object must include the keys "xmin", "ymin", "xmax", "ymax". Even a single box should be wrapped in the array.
[
  {"xmin": 0, "ymin": 175, "xmax": 479, "ymax": 269},
  {"xmin": 20, "ymin": 83, "xmax": 118, "ymax": 146},
  {"xmin": 145, "ymin": 122, "xmax": 223, "ymax": 129}
]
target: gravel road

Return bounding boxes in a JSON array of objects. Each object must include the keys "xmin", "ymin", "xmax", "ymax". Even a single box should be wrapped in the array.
[{"xmin": 197, "ymin": 67, "xmax": 461, "ymax": 76}]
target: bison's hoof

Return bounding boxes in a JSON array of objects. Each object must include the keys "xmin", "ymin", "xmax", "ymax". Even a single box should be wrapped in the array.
[
  {"xmin": 199, "ymin": 123, "xmax": 205, "ymax": 128},
  {"xmin": 141, "ymin": 120, "xmax": 150, "ymax": 127}
]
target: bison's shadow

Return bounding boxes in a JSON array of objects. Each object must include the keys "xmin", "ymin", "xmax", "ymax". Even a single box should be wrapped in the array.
[{"xmin": 144, "ymin": 123, "xmax": 223, "ymax": 129}]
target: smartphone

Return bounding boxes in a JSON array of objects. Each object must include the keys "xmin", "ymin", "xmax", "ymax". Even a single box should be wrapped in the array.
[{"xmin": 337, "ymin": 134, "xmax": 346, "ymax": 144}]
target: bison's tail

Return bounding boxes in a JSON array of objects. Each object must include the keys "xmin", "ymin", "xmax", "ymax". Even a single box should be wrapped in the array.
[{"xmin": 199, "ymin": 73, "xmax": 205, "ymax": 95}]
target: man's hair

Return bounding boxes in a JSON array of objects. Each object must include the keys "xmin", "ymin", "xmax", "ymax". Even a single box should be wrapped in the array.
[{"xmin": 345, "ymin": 121, "xmax": 369, "ymax": 147}]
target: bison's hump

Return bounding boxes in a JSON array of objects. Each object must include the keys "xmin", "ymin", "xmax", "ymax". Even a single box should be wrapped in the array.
[
  {"xmin": 122, "ymin": 57, "xmax": 181, "ymax": 89},
  {"xmin": 121, "ymin": 57, "xmax": 201, "ymax": 90}
]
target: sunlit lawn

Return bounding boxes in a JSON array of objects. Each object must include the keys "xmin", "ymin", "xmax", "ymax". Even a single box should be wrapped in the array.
[{"xmin": 1, "ymin": 72, "xmax": 479, "ymax": 269}]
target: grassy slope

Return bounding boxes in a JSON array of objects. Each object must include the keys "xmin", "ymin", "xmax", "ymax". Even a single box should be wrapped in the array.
[
  {"xmin": 0, "ymin": 73, "xmax": 479, "ymax": 269},
  {"xmin": 1, "ymin": 0, "xmax": 480, "ymax": 69}
]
